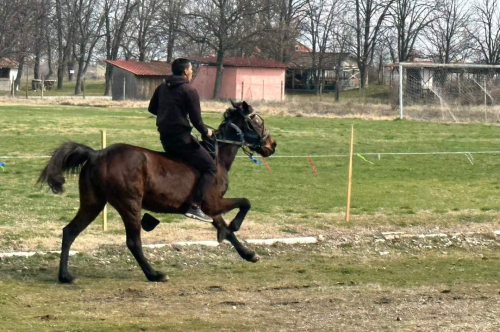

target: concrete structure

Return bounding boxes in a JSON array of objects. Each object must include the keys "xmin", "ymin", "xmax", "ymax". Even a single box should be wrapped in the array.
[
  {"xmin": 105, "ymin": 60, "xmax": 172, "ymax": 100},
  {"xmin": 189, "ymin": 57, "xmax": 287, "ymax": 101},
  {"xmin": 0, "ymin": 58, "xmax": 19, "ymax": 91}
]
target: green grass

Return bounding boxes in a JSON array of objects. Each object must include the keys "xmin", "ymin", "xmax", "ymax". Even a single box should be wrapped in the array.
[
  {"xmin": 0, "ymin": 79, "xmax": 106, "ymax": 97},
  {"xmin": 1, "ymin": 104, "xmax": 499, "ymax": 331},
  {"xmin": 288, "ymin": 84, "xmax": 391, "ymax": 104},
  {"xmin": 0, "ymin": 243, "xmax": 498, "ymax": 331},
  {"xmin": 1, "ymin": 104, "xmax": 500, "ymax": 228}
]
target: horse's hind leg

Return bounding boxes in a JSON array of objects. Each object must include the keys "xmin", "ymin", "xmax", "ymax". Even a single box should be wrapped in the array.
[
  {"xmin": 114, "ymin": 202, "xmax": 167, "ymax": 282},
  {"xmin": 59, "ymin": 195, "xmax": 106, "ymax": 283},
  {"xmin": 212, "ymin": 216, "xmax": 259, "ymax": 263}
]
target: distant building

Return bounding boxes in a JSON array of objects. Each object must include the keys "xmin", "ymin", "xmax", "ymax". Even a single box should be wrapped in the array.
[
  {"xmin": 189, "ymin": 57, "xmax": 287, "ymax": 101},
  {"xmin": 285, "ymin": 43, "xmax": 360, "ymax": 92},
  {"xmin": 105, "ymin": 60, "xmax": 172, "ymax": 100},
  {"xmin": 0, "ymin": 58, "xmax": 19, "ymax": 91}
]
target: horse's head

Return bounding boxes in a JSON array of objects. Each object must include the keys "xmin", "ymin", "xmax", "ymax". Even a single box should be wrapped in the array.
[{"xmin": 218, "ymin": 100, "xmax": 276, "ymax": 157}]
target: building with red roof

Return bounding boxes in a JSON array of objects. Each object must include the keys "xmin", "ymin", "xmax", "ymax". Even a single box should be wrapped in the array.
[
  {"xmin": 0, "ymin": 58, "xmax": 19, "ymax": 91},
  {"xmin": 105, "ymin": 59, "xmax": 172, "ymax": 100}
]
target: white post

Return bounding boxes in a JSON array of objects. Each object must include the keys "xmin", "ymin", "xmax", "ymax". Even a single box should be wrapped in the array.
[{"xmin": 399, "ymin": 64, "xmax": 403, "ymax": 119}]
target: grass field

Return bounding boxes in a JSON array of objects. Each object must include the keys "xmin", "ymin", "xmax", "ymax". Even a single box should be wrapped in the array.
[
  {"xmin": 0, "ymin": 79, "xmax": 107, "ymax": 98},
  {"xmin": 0, "ymin": 103, "xmax": 499, "ymax": 331}
]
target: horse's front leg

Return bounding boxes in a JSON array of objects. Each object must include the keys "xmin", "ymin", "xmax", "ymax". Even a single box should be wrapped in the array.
[
  {"xmin": 212, "ymin": 215, "xmax": 259, "ymax": 263},
  {"xmin": 219, "ymin": 198, "xmax": 251, "ymax": 232}
]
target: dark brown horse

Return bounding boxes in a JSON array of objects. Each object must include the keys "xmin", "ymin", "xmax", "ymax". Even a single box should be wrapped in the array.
[{"xmin": 38, "ymin": 101, "xmax": 276, "ymax": 283}]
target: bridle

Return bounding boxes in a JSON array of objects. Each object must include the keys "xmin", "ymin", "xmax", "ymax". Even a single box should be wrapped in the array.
[
  {"xmin": 203, "ymin": 107, "xmax": 269, "ymax": 161},
  {"xmin": 215, "ymin": 107, "xmax": 269, "ymax": 150}
]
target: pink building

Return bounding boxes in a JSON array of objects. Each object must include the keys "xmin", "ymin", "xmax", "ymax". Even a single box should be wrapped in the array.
[{"xmin": 189, "ymin": 57, "xmax": 287, "ymax": 101}]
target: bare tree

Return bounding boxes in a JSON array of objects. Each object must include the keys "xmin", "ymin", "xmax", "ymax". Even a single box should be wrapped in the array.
[
  {"xmin": 347, "ymin": 0, "xmax": 394, "ymax": 90},
  {"xmin": 55, "ymin": 0, "xmax": 77, "ymax": 89},
  {"xmin": 183, "ymin": 0, "xmax": 265, "ymax": 98},
  {"xmin": 304, "ymin": 0, "xmax": 343, "ymax": 94},
  {"xmin": 73, "ymin": 0, "xmax": 105, "ymax": 94},
  {"xmin": 159, "ymin": 0, "xmax": 185, "ymax": 63},
  {"xmin": 424, "ymin": 0, "xmax": 471, "ymax": 63},
  {"xmin": 131, "ymin": 0, "xmax": 162, "ymax": 61},
  {"xmin": 331, "ymin": 17, "xmax": 352, "ymax": 101},
  {"xmin": 103, "ymin": 0, "xmax": 138, "ymax": 95},
  {"xmin": 468, "ymin": 0, "xmax": 500, "ymax": 64},
  {"xmin": 0, "ymin": 0, "xmax": 31, "ymax": 60},
  {"xmin": 256, "ymin": 0, "xmax": 306, "ymax": 62},
  {"xmin": 389, "ymin": 0, "xmax": 437, "ymax": 62}
]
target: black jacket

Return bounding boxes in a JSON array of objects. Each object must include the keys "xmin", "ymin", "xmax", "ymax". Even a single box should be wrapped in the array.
[{"xmin": 148, "ymin": 75, "xmax": 208, "ymax": 144}]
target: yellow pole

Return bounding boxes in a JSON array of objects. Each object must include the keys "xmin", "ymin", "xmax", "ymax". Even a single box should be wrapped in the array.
[
  {"xmin": 101, "ymin": 130, "xmax": 108, "ymax": 231},
  {"xmin": 345, "ymin": 126, "xmax": 354, "ymax": 221}
]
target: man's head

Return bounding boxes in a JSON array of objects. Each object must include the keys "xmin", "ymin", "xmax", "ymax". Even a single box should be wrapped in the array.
[{"xmin": 172, "ymin": 58, "xmax": 193, "ymax": 81}]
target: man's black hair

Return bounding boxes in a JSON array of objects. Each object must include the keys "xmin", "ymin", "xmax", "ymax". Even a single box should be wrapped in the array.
[{"xmin": 172, "ymin": 58, "xmax": 191, "ymax": 76}]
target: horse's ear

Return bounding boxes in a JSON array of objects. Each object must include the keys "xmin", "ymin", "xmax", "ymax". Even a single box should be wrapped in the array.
[
  {"xmin": 242, "ymin": 101, "xmax": 249, "ymax": 113},
  {"xmin": 230, "ymin": 99, "xmax": 237, "ymax": 108}
]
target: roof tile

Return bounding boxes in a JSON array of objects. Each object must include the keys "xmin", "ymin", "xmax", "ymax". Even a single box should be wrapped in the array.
[
  {"xmin": 0, "ymin": 58, "xmax": 19, "ymax": 68},
  {"xmin": 105, "ymin": 60, "xmax": 172, "ymax": 76}
]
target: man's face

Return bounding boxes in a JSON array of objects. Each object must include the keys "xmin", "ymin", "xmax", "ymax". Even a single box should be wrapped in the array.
[{"xmin": 184, "ymin": 63, "xmax": 193, "ymax": 81}]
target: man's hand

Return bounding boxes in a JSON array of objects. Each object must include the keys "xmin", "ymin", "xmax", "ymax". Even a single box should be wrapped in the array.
[{"xmin": 207, "ymin": 129, "xmax": 213, "ymax": 137}]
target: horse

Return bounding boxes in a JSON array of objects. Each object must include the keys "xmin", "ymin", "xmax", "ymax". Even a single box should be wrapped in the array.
[{"xmin": 37, "ymin": 101, "xmax": 276, "ymax": 283}]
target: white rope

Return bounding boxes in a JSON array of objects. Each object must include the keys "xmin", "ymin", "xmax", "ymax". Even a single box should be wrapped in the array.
[
  {"xmin": 1, "ymin": 150, "xmax": 500, "ymax": 160},
  {"xmin": 239, "ymin": 150, "xmax": 500, "ymax": 158}
]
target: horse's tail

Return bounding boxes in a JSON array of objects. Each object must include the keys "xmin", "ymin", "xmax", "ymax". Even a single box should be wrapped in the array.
[{"xmin": 37, "ymin": 141, "xmax": 97, "ymax": 194}]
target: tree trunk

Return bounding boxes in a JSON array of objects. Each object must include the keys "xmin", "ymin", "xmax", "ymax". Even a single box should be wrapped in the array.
[
  {"xmin": 105, "ymin": 63, "xmax": 113, "ymax": 96},
  {"xmin": 213, "ymin": 49, "xmax": 224, "ymax": 99},
  {"xmin": 15, "ymin": 57, "xmax": 25, "ymax": 91},
  {"xmin": 45, "ymin": 34, "xmax": 54, "ymax": 79},
  {"xmin": 166, "ymin": 25, "xmax": 175, "ymax": 63},
  {"xmin": 34, "ymin": 52, "xmax": 41, "ymax": 80},
  {"xmin": 359, "ymin": 61, "xmax": 367, "ymax": 91},
  {"xmin": 57, "ymin": 66, "xmax": 64, "ymax": 89},
  {"xmin": 75, "ymin": 56, "xmax": 85, "ymax": 94}
]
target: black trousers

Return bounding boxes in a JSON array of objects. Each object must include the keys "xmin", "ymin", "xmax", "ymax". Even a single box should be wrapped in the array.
[{"xmin": 161, "ymin": 136, "xmax": 217, "ymax": 206}]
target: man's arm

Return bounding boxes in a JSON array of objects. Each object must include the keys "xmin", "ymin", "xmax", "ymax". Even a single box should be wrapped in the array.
[
  {"xmin": 148, "ymin": 85, "xmax": 160, "ymax": 116},
  {"xmin": 185, "ymin": 87, "xmax": 209, "ymax": 136}
]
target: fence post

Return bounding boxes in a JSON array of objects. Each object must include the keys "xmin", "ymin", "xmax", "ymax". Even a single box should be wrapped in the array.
[
  {"xmin": 41, "ymin": 78, "xmax": 44, "ymax": 99},
  {"xmin": 241, "ymin": 81, "xmax": 244, "ymax": 101},
  {"xmin": 345, "ymin": 126, "xmax": 354, "ymax": 222},
  {"xmin": 281, "ymin": 80, "xmax": 283, "ymax": 101},
  {"xmin": 399, "ymin": 64, "xmax": 403, "ymax": 119},
  {"xmin": 83, "ymin": 77, "xmax": 86, "ymax": 99},
  {"xmin": 10, "ymin": 80, "xmax": 14, "ymax": 98},
  {"xmin": 123, "ymin": 77, "xmax": 126, "ymax": 100},
  {"xmin": 101, "ymin": 130, "xmax": 108, "ymax": 231}
]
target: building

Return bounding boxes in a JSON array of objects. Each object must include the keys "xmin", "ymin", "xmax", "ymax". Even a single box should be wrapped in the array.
[
  {"xmin": 0, "ymin": 58, "xmax": 19, "ymax": 91},
  {"xmin": 285, "ymin": 44, "xmax": 360, "ymax": 92},
  {"xmin": 189, "ymin": 57, "xmax": 287, "ymax": 101},
  {"xmin": 105, "ymin": 60, "xmax": 172, "ymax": 100}
]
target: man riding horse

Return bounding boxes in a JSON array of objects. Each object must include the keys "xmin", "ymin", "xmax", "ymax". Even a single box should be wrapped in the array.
[
  {"xmin": 148, "ymin": 58, "xmax": 215, "ymax": 222},
  {"xmin": 38, "ymin": 60, "xmax": 277, "ymax": 283}
]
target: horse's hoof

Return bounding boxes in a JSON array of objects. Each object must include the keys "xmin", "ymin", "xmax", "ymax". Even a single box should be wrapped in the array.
[
  {"xmin": 248, "ymin": 253, "xmax": 260, "ymax": 263},
  {"xmin": 147, "ymin": 271, "xmax": 169, "ymax": 282},
  {"xmin": 59, "ymin": 274, "xmax": 75, "ymax": 284},
  {"xmin": 217, "ymin": 228, "xmax": 229, "ymax": 243}
]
